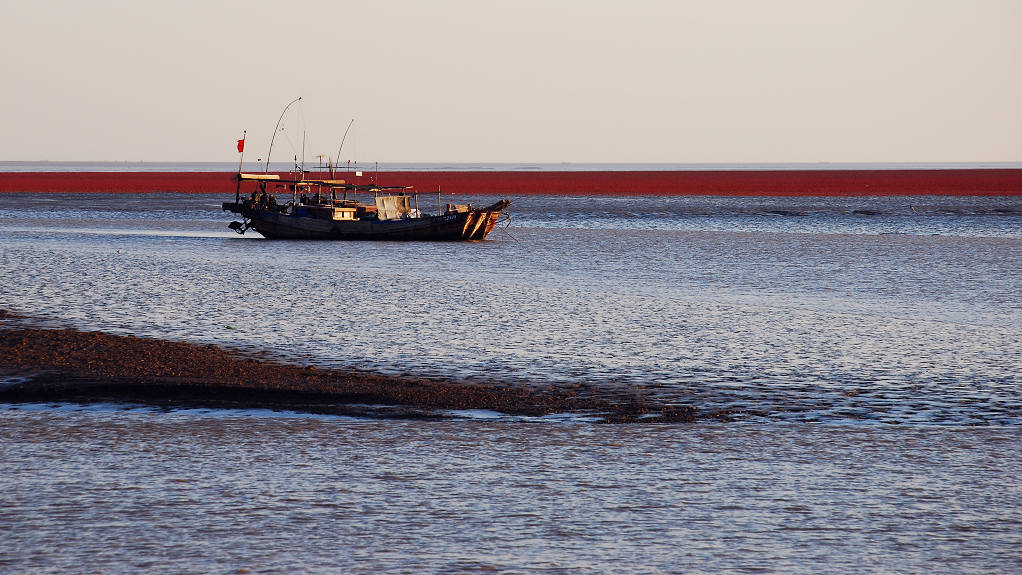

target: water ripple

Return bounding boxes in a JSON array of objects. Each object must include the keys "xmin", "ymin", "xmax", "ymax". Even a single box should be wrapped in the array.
[{"xmin": 1, "ymin": 193, "xmax": 1019, "ymax": 425}]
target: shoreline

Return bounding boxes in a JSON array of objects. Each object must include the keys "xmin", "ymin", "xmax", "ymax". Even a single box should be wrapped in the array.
[
  {"xmin": 0, "ymin": 312, "xmax": 696, "ymax": 423},
  {"xmin": 2, "ymin": 168, "xmax": 1021, "ymax": 196}
]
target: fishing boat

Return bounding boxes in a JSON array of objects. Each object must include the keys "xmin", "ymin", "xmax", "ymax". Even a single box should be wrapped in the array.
[
  {"xmin": 223, "ymin": 98, "xmax": 509, "ymax": 240},
  {"xmin": 222, "ymin": 173, "xmax": 510, "ymax": 240}
]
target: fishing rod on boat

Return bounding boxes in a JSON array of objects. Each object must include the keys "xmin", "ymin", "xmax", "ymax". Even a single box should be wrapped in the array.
[
  {"xmin": 265, "ymin": 97, "xmax": 302, "ymax": 173},
  {"xmin": 333, "ymin": 119, "xmax": 355, "ymax": 178}
]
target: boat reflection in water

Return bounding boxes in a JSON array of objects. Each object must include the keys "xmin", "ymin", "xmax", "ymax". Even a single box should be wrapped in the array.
[{"xmin": 223, "ymin": 172, "xmax": 510, "ymax": 241}]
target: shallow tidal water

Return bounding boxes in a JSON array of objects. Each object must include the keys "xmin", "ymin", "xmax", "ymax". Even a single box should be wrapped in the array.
[
  {"xmin": 1, "ymin": 192, "xmax": 1019, "ymax": 424},
  {"xmin": 1, "ymin": 189, "xmax": 1021, "ymax": 572},
  {"xmin": 2, "ymin": 407, "xmax": 1020, "ymax": 574}
]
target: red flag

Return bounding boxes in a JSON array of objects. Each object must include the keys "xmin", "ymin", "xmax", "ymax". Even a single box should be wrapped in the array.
[{"xmin": 236, "ymin": 138, "xmax": 245, "ymax": 153}]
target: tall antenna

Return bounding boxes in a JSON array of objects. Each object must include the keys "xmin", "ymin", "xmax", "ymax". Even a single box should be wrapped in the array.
[{"xmin": 265, "ymin": 96, "xmax": 302, "ymax": 173}]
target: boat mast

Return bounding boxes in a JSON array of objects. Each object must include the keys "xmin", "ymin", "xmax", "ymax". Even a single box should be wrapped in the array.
[{"xmin": 265, "ymin": 97, "xmax": 302, "ymax": 173}]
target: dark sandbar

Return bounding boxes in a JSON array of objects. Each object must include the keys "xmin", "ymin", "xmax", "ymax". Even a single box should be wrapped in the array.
[{"xmin": 0, "ymin": 312, "xmax": 695, "ymax": 423}]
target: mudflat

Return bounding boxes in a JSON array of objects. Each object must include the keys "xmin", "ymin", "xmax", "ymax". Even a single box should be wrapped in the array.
[{"xmin": 0, "ymin": 312, "xmax": 693, "ymax": 422}]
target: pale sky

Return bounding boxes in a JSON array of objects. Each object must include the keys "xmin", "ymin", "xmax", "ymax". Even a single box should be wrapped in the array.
[{"xmin": 2, "ymin": 0, "xmax": 1020, "ymax": 163}]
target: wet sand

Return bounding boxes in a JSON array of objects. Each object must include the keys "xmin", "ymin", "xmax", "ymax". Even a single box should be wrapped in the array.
[
  {"xmin": 0, "ymin": 312, "xmax": 695, "ymax": 423},
  {"xmin": 2, "ymin": 168, "xmax": 1021, "ymax": 196}
]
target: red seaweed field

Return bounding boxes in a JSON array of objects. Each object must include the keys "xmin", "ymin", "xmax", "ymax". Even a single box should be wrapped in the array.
[{"xmin": 1, "ymin": 169, "xmax": 1021, "ymax": 196}]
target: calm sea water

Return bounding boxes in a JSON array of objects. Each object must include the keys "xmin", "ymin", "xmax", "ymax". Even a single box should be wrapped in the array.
[
  {"xmin": 1, "ymin": 187, "xmax": 1020, "ymax": 572},
  {"xmin": 2, "ymin": 407, "xmax": 1019, "ymax": 574}
]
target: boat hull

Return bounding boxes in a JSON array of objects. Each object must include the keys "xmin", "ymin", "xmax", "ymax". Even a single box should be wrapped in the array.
[{"xmin": 223, "ymin": 199, "xmax": 509, "ymax": 241}]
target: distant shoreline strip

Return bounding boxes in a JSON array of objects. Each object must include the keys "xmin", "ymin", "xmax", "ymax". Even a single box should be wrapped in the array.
[{"xmin": 2, "ymin": 169, "xmax": 1021, "ymax": 196}]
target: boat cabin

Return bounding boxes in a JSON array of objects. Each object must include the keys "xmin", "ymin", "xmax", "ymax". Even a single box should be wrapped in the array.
[{"xmin": 234, "ymin": 172, "xmax": 430, "ymax": 222}]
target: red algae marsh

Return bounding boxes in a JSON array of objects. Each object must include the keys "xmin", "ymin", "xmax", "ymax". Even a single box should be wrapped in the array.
[{"xmin": 3, "ymin": 166, "xmax": 1022, "ymax": 196}]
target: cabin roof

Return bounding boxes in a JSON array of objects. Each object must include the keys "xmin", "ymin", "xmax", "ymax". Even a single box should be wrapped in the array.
[
  {"xmin": 237, "ymin": 172, "xmax": 414, "ymax": 192},
  {"xmin": 237, "ymin": 173, "xmax": 281, "ymax": 181}
]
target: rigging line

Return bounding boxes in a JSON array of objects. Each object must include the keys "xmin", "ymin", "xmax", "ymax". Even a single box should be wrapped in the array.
[
  {"xmin": 498, "ymin": 213, "xmax": 517, "ymax": 242},
  {"xmin": 296, "ymin": 100, "xmax": 307, "ymax": 171},
  {"xmin": 280, "ymin": 128, "xmax": 299, "ymax": 161}
]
